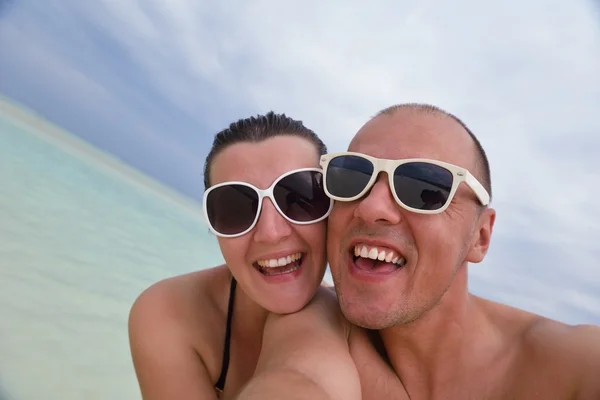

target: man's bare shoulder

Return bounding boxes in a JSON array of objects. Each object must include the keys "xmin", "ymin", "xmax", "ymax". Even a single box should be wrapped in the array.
[
  {"xmin": 525, "ymin": 317, "xmax": 600, "ymax": 355},
  {"xmin": 478, "ymin": 296, "xmax": 600, "ymax": 398},
  {"xmin": 524, "ymin": 318, "xmax": 600, "ymax": 398}
]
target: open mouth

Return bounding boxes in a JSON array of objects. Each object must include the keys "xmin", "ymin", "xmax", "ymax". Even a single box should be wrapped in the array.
[
  {"xmin": 351, "ymin": 243, "xmax": 406, "ymax": 274},
  {"xmin": 253, "ymin": 252, "xmax": 304, "ymax": 276}
]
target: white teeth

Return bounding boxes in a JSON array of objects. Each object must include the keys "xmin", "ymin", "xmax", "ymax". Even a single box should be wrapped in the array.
[
  {"xmin": 260, "ymin": 263, "xmax": 301, "ymax": 276},
  {"xmin": 352, "ymin": 244, "xmax": 406, "ymax": 266},
  {"xmin": 257, "ymin": 252, "xmax": 302, "ymax": 268},
  {"xmin": 360, "ymin": 246, "xmax": 369, "ymax": 258},
  {"xmin": 368, "ymin": 248, "xmax": 378, "ymax": 260}
]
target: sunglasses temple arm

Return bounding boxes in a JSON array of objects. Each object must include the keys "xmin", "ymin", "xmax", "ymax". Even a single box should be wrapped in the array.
[{"xmin": 465, "ymin": 173, "xmax": 490, "ymax": 205}]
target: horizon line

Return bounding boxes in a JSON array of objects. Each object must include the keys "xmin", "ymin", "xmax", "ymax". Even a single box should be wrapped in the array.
[{"xmin": 0, "ymin": 94, "xmax": 207, "ymax": 222}]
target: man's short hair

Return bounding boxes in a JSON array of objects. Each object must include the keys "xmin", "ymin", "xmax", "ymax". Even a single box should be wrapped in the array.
[{"xmin": 376, "ymin": 103, "xmax": 492, "ymax": 201}]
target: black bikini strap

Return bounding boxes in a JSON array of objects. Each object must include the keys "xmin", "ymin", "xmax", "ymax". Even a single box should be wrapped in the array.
[{"xmin": 215, "ymin": 277, "xmax": 237, "ymax": 391}]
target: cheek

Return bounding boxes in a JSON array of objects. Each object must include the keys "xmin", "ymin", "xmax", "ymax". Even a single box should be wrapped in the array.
[
  {"xmin": 412, "ymin": 217, "xmax": 468, "ymax": 268},
  {"xmin": 217, "ymin": 237, "xmax": 250, "ymax": 272},
  {"xmin": 326, "ymin": 204, "xmax": 355, "ymax": 269},
  {"xmin": 300, "ymin": 222, "xmax": 327, "ymax": 259},
  {"xmin": 327, "ymin": 204, "xmax": 353, "ymax": 240}
]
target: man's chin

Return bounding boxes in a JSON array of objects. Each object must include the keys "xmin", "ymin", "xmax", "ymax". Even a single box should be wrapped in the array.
[{"xmin": 339, "ymin": 300, "xmax": 397, "ymax": 330}]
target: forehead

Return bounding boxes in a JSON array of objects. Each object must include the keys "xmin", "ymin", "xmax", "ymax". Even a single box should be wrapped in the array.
[
  {"xmin": 349, "ymin": 111, "xmax": 475, "ymax": 169},
  {"xmin": 210, "ymin": 135, "xmax": 320, "ymax": 188}
]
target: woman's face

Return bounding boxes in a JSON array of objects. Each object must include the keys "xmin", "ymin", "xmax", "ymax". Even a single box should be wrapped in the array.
[{"xmin": 209, "ymin": 135, "xmax": 328, "ymax": 314}]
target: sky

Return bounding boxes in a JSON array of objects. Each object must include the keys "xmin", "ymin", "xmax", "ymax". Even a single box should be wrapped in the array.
[{"xmin": 1, "ymin": 0, "xmax": 599, "ymax": 325}]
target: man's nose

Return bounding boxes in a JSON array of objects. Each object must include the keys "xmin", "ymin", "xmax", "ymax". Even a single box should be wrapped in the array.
[
  {"xmin": 353, "ymin": 173, "xmax": 403, "ymax": 225},
  {"xmin": 253, "ymin": 198, "xmax": 293, "ymax": 244}
]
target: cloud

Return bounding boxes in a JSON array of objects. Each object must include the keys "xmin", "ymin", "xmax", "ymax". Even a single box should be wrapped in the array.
[
  {"xmin": 90, "ymin": 0, "xmax": 600, "ymax": 322},
  {"xmin": 0, "ymin": 1, "xmax": 217, "ymax": 198},
  {"xmin": 1, "ymin": 0, "xmax": 599, "ymax": 326}
]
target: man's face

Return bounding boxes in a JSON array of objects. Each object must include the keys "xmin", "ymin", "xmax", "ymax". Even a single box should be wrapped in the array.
[{"xmin": 327, "ymin": 110, "xmax": 495, "ymax": 329}]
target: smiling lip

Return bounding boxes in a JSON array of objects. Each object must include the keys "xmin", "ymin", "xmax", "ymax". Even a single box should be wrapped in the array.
[
  {"xmin": 252, "ymin": 251, "xmax": 307, "ymax": 284},
  {"xmin": 348, "ymin": 238, "xmax": 405, "ymax": 259},
  {"xmin": 253, "ymin": 249, "xmax": 306, "ymax": 265},
  {"xmin": 256, "ymin": 261, "xmax": 304, "ymax": 283},
  {"xmin": 346, "ymin": 238, "xmax": 407, "ymax": 283},
  {"xmin": 347, "ymin": 256, "xmax": 406, "ymax": 283}
]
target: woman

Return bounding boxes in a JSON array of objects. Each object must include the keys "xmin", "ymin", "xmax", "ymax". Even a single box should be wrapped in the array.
[{"xmin": 128, "ymin": 112, "xmax": 345, "ymax": 399}]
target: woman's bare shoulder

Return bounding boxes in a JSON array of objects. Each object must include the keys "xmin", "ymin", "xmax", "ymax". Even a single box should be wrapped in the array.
[
  {"xmin": 131, "ymin": 265, "xmax": 230, "ymax": 318},
  {"xmin": 128, "ymin": 265, "xmax": 233, "ymax": 383}
]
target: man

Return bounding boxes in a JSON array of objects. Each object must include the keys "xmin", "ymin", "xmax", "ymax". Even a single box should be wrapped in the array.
[{"xmin": 237, "ymin": 104, "xmax": 600, "ymax": 399}]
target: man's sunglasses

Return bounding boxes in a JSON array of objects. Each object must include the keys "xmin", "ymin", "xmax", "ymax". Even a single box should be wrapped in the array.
[
  {"xmin": 203, "ymin": 168, "xmax": 333, "ymax": 238},
  {"xmin": 319, "ymin": 152, "xmax": 490, "ymax": 214}
]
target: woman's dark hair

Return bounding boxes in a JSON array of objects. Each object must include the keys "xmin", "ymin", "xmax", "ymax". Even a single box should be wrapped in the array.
[{"xmin": 203, "ymin": 111, "xmax": 327, "ymax": 190}]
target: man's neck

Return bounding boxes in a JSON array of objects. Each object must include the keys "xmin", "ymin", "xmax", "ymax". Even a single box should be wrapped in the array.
[{"xmin": 379, "ymin": 267, "xmax": 501, "ymax": 399}]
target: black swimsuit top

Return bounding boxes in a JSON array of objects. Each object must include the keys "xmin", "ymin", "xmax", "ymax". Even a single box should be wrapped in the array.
[{"xmin": 215, "ymin": 277, "xmax": 236, "ymax": 394}]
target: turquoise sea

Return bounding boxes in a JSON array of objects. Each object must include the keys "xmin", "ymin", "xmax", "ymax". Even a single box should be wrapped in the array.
[{"xmin": 0, "ymin": 99, "xmax": 223, "ymax": 400}]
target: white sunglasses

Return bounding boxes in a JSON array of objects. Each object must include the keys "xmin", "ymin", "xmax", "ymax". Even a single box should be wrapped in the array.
[
  {"xmin": 319, "ymin": 152, "xmax": 490, "ymax": 214},
  {"xmin": 203, "ymin": 167, "xmax": 333, "ymax": 238}
]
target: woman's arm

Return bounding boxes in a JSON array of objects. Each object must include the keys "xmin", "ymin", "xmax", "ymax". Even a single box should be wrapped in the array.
[{"xmin": 235, "ymin": 287, "xmax": 361, "ymax": 400}]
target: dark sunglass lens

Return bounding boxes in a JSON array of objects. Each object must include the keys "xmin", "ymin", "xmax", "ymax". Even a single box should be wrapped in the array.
[
  {"xmin": 206, "ymin": 185, "xmax": 259, "ymax": 235},
  {"xmin": 393, "ymin": 163, "xmax": 453, "ymax": 210},
  {"xmin": 273, "ymin": 171, "xmax": 331, "ymax": 222},
  {"xmin": 326, "ymin": 155, "xmax": 374, "ymax": 198}
]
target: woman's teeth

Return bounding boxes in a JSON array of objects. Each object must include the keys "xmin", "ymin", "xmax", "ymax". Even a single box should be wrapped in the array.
[
  {"xmin": 353, "ymin": 244, "xmax": 406, "ymax": 267},
  {"xmin": 257, "ymin": 252, "xmax": 302, "ymax": 268},
  {"xmin": 255, "ymin": 252, "xmax": 303, "ymax": 275}
]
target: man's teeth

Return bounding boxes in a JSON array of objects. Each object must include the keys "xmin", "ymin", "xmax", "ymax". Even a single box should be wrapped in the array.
[
  {"xmin": 353, "ymin": 244, "xmax": 406, "ymax": 266},
  {"xmin": 257, "ymin": 252, "xmax": 302, "ymax": 268}
]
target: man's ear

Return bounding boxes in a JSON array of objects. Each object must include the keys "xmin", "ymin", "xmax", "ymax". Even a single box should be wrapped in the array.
[{"xmin": 466, "ymin": 207, "xmax": 496, "ymax": 263}]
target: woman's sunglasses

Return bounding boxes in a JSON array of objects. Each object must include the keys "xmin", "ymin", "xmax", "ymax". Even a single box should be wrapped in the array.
[
  {"xmin": 203, "ymin": 168, "xmax": 332, "ymax": 238},
  {"xmin": 319, "ymin": 152, "xmax": 490, "ymax": 213}
]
